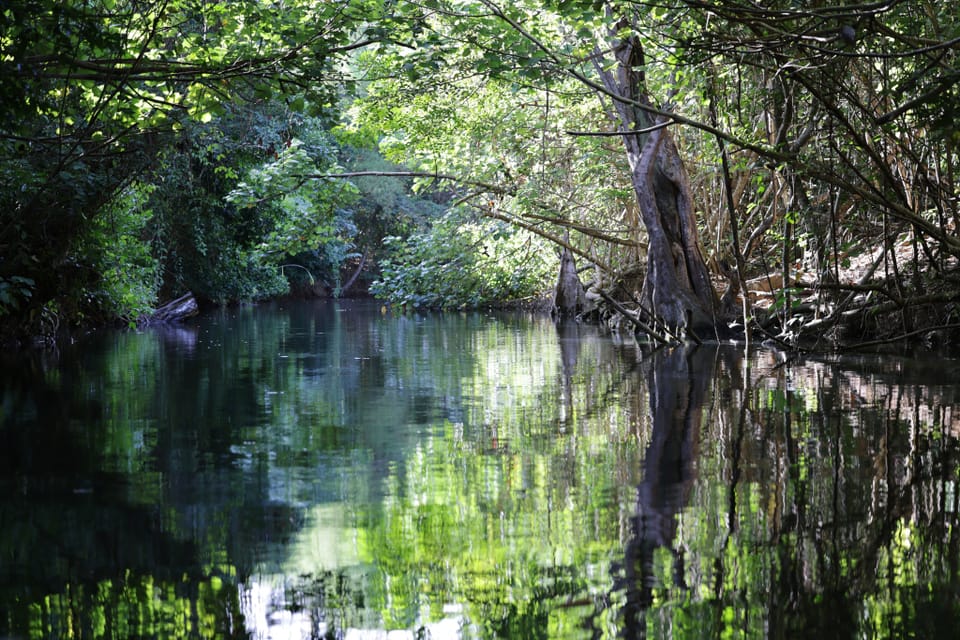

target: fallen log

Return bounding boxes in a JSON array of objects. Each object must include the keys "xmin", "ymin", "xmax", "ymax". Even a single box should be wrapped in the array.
[
  {"xmin": 148, "ymin": 293, "xmax": 198, "ymax": 324},
  {"xmin": 598, "ymin": 290, "xmax": 675, "ymax": 345}
]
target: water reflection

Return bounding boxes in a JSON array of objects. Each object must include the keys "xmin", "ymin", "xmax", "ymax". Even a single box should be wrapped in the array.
[
  {"xmin": 1, "ymin": 300, "xmax": 959, "ymax": 638},
  {"xmin": 618, "ymin": 346, "xmax": 713, "ymax": 636}
]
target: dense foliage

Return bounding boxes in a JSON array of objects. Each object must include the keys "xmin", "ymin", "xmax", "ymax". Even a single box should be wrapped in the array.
[
  {"xmin": 0, "ymin": 0, "xmax": 392, "ymax": 337},
  {"xmin": 372, "ymin": 209, "xmax": 555, "ymax": 309},
  {"xmin": 342, "ymin": 0, "xmax": 960, "ymax": 347},
  {"xmin": 2, "ymin": 0, "xmax": 958, "ymax": 348}
]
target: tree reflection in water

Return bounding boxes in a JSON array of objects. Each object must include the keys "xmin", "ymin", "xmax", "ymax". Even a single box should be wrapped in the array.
[
  {"xmin": 616, "ymin": 346, "xmax": 708, "ymax": 637},
  {"xmin": 608, "ymin": 345, "xmax": 960, "ymax": 639},
  {"xmin": 2, "ymin": 301, "xmax": 960, "ymax": 638}
]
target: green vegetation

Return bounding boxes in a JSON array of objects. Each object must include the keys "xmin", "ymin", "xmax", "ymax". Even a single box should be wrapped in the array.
[
  {"xmin": 372, "ymin": 209, "xmax": 554, "ymax": 309},
  {"xmin": 2, "ymin": 1, "xmax": 959, "ymax": 347}
]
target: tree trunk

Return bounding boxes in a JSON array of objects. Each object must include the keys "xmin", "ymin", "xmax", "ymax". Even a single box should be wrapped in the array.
[
  {"xmin": 594, "ymin": 28, "xmax": 720, "ymax": 337},
  {"xmin": 340, "ymin": 251, "xmax": 368, "ymax": 296},
  {"xmin": 553, "ymin": 247, "xmax": 586, "ymax": 318}
]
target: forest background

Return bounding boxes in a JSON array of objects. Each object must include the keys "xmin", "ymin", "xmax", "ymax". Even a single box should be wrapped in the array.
[{"xmin": 1, "ymin": 0, "xmax": 958, "ymax": 350}]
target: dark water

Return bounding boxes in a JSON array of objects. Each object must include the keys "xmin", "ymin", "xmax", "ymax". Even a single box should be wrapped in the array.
[{"xmin": 2, "ymin": 299, "xmax": 960, "ymax": 639}]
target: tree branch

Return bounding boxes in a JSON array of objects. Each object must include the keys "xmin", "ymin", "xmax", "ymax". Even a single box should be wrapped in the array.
[
  {"xmin": 483, "ymin": 208, "xmax": 612, "ymax": 272},
  {"xmin": 478, "ymin": 0, "xmax": 795, "ymax": 163},
  {"xmin": 565, "ymin": 120, "xmax": 674, "ymax": 137},
  {"xmin": 304, "ymin": 170, "xmax": 516, "ymax": 195}
]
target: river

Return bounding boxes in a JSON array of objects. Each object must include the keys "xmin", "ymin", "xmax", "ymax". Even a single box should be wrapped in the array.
[{"xmin": 2, "ymin": 299, "xmax": 959, "ymax": 639}]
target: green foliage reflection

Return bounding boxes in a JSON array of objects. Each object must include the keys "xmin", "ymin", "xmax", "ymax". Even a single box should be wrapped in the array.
[
  {"xmin": 14, "ymin": 572, "xmax": 242, "ymax": 640},
  {"xmin": 4, "ymin": 305, "xmax": 960, "ymax": 638}
]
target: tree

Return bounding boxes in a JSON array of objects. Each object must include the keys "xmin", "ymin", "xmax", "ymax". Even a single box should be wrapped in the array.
[
  {"xmin": 0, "ymin": 0, "xmax": 383, "ymax": 339},
  {"xmin": 342, "ymin": 1, "xmax": 725, "ymax": 335},
  {"xmin": 355, "ymin": 0, "xmax": 960, "ymax": 347},
  {"xmin": 4, "ymin": 0, "xmax": 959, "ymax": 347},
  {"xmin": 667, "ymin": 0, "xmax": 960, "ymax": 346},
  {"xmin": 587, "ymin": 12, "xmax": 722, "ymax": 336}
]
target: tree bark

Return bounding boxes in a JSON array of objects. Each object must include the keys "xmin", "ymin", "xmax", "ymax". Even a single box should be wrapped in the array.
[
  {"xmin": 552, "ymin": 247, "xmax": 586, "ymax": 318},
  {"xmin": 593, "ymin": 28, "xmax": 720, "ymax": 337}
]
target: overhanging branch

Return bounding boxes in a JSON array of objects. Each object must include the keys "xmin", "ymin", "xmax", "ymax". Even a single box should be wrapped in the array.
[
  {"xmin": 478, "ymin": 0, "xmax": 794, "ymax": 163},
  {"xmin": 305, "ymin": 170, "xmax": 516, "ymax": 195},
  {"xmin": 565, "ymin": 120, "xmax": 673, "ymax": 137},
  {"xmin": 483, "ymin": 208, "xmax": 612, "ymax": 272}
]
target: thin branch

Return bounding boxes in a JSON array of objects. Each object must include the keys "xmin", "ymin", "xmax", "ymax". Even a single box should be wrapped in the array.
[
  {"xmin": 876, "ymin": 73, "xmax": 960, "ymax": 124},
  {"xmin": 519, "ymin": 210, "xmax": 642, "ymax": 247},
  {"xmin": 478, "ymin": 0, "xmax": 794, "ymax": 163},
  {"xmin": 598, "ymin": 290, "xmax": 675, "ymax": 345},
  {"xmin": 565, "ymin": 120, "xmax": 674, "ymax": 137},
  {"xmin": 841, "ymin": 323, "xmax": 960, "ymax": 351},
  {"xmin": 483, "ymin": 208, "xmax": 612, "ymax": 272},
  {"xmin": 304, "ymin": 170, "xmax": 516, "ymax": 195}
]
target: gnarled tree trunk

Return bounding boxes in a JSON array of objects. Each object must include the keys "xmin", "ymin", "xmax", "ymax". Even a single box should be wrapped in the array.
[
  {"xmin": 553, "ymin": 247, "xmax": 587, "ymax": 318},
  {"xmin": 594, "ymin": 26, "xmax": 720, "ymax": 338}
]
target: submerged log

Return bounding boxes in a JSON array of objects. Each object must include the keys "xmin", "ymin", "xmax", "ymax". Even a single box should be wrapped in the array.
[{"xmin": 148, "ymin": 293, "xmax": 198, "ymax": 324}]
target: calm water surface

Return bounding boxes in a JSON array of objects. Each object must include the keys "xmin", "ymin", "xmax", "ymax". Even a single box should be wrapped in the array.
[{"xmin": 2, "ymin": 300, "xmax": 960, "ymax": 639}]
